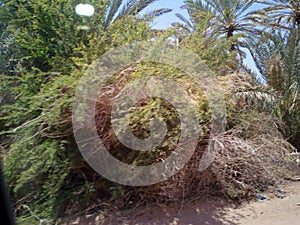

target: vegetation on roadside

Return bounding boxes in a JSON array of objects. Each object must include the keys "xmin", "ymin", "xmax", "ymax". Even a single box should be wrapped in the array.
[{"xmin": 0, "ymin": 0, "xmax": 299, "ymax": 224}]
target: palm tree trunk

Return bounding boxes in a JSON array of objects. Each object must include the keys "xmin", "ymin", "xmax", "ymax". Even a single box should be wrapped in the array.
[{"xmin": 227, "ymin": 29, "xmax": 235, "ymax": 51}]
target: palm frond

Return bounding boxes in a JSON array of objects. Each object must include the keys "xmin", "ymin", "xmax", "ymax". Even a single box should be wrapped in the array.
[
  {"xmin": 181, "ymin": 0, "xmax": 212, "ymax": 14},
  {"xmin": 233, "ymin": 88, "xmax": 279, "ymax": 113},
  {"xmin": 118, "ymin": 0, "xmax": 157, "ymax": 18},
  {"xmin": 175, "ymin": 13, "xmax": 194, "ymax": 30},
  {"xmin": 143, "ymin": 8, "xmax": 172, "ymax": 19},
  {"xmin": 171, "ymin": 22, "xmax": 193, "ymax": 33},
  {"xmin": 103, "ymin": 0, "xmax": 123, "ymax": 29},
  {"xmin": 255, "ymin": 0, "xmax": 300, "ymax": 28}
]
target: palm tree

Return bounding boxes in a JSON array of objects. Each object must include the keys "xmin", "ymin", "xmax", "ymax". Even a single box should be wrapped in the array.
[
  {"xmin": 256, "ymin": 0, "xmax": 300, "ymax": 29},
  {"xmin": 255, "ymin": 0, "xmax": 300, "ymax": 66},
  {"xmin": 175, "ymin": 0, "xmax": 262, "ymax": 50},
  {"xmin": 248, "ymin": 30, "xmax": 300, "ymax": 149},
  {"xmin": 254, "ymin": 0, "xmax": 300, "ymax": 90}
]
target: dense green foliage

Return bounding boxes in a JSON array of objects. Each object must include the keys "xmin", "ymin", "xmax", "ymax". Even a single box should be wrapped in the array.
[
  {"xmin": 249, "ymin": 0, "xmax": 300, "ymax": 148},
  {"xmin": 0, "ymin": 0, "xmax": 168, "ymax": 222},
  {"xmin": 0, "ymin": 0, "xmax": 299, "ymax": 224},
  {"xmin": 248, "ymin": 30, "xmax": 300, "ymax": 148},
  {"xmin": 174, "ymin": 0, "xmax": 299, "ymax": 149}
]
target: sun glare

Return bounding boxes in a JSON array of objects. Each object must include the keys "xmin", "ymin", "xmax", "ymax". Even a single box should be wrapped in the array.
[{"xmin": 75, "ymin": 4, "xmax": 95, "ymax": 17}]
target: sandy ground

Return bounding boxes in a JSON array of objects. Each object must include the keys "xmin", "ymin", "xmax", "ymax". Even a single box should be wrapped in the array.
[
  {"xmin": 131, "ymin": 182, "xmax": 300, "ymax": 225},
  {"xmin": 63, "ymin": 181, "xmax": 300, "ymax": 225}
]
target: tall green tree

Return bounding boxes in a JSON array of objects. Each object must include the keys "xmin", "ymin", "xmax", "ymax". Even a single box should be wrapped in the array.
[
  {"xmin": 0, "ymin": 0, "xmax": 169, "ymax": 222},
  {"xmin": 251, "ymin": 1, "xmax": 300, "ymax": 149},
  {"xmin": 0, "ymin": 0, "xmax": 171, "ymax": 129},
  {"xmin": 257, "ymin": 0, "xmax": 300, "ymax": 29},
  {"xmin": 248, "ymin": 30, "xmax": 300, "ymax": 149},
  {"xmin": 175, "ymin": 0, "xmax": 262, "ymax": 50},
  {"xmin": 0, "ymin": 0, "xmax": 170, "ymax": 74}
]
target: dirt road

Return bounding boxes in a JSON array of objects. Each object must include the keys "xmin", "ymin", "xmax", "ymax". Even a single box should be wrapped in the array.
[
  {"xmin": 132, "ymin": 182, "xmax": 300, "ymax": 225},
  {"xmin": 63, "ymin": 181, "xmax": 300, "ymax": 225}
]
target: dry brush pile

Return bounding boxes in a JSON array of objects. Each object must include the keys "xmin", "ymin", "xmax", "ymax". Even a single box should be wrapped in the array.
[{"xmin": 70, "ymin": 66, "xmax": 296, "ymax": 217}]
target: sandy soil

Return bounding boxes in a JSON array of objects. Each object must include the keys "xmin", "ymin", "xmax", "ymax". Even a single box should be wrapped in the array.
[{"xmin": 63, "ymin": 181, "xmax": 300, "ymax": 225}]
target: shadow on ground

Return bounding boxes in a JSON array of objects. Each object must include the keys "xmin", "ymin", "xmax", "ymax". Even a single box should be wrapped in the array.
[{"xmin": 62, "ymin": 198, "xmax": 245, "ymax": 225}]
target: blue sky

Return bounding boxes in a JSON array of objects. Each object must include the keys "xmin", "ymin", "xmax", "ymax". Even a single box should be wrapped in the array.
[
  {"xmin": 141, "ymin": 0, "xmax": 267, "ymax": 76},
  {"xmin": 143, "ymin": 0, "xmax": 266, "ymax": 29},
  {"xmin": 142, "ymin": 0, "xmax": 188, "ymax": 29}
]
